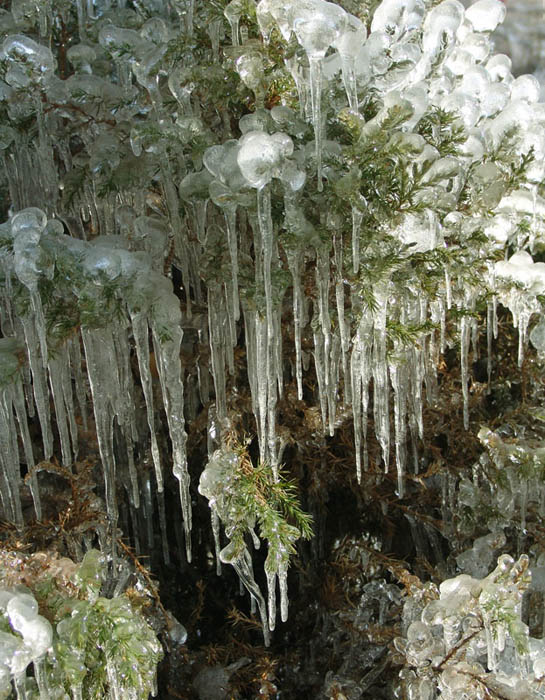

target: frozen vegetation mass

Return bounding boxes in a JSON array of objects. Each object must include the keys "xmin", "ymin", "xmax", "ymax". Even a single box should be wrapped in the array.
[{"xmin": 1, "ymin": 0, "xmax": 545, "ymax": 696}]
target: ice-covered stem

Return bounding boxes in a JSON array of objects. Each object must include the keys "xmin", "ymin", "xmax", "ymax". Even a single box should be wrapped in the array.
[{"xmin": 198, "ymin": 441, "xmax": 312, "ymax": 641}]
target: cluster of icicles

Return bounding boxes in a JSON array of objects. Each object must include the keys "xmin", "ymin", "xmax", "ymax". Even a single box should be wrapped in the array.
[
  {"xmin": 1, "ymin": 0, "xmax": 545, "ymax": 646},
  {"xmin": 0, "ymin": 207, "xmax": 191, "ymax": 563}
]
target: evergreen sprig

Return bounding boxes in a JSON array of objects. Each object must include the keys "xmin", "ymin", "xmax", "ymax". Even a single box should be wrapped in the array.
[{"xmin": 203, "ymin": 441, "xmax": 313, "ymax": 564}]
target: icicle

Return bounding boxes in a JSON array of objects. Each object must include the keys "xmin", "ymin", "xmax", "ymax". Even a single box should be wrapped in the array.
[
  {"xmin": 130, "ymin": 312, "xmax": 162, "ymax": 495},
  {"xmin": 157, "ymin": 487, "xmax": 170, "ymax": 566},
  {"xmin": 48, "ymin": 353, "xmax": 73, "ymax": 468},
  {"xmin": 76, "ymin": 0, "xmax": 87, "ymax": 38},
  {"xmin": 309, "ymin": 56, "xmax": 324, "ymax": 191},
  {"xmin": 351, "ymin": 339, "xmax": 363, "ymax": 482},
  {"xmin": 14, "ymin": 674, "xmax": 27, "ymax": 700},
  {"xmin": 242, "ymin": 306, "xmax": 258, "ymax": 419},
  {"xmin": 316, "ymin": 247, "xmax": 334, "ymax": 434},
  {"xmin": 444, "ymin": 266, "xmax": 452, "ymax": 309},
  {"xmin": 290, "ymin": 2, "xmax": 346, "ymax": 189},
  {"xmin": 334, "ymin": 14, "xmax": 365, "ymax": 111},
  {"xmin": 82, "ymin": 328, "xmax": 119, "ymax": 540},
  {"xmin": 208, "ymin": 19, "xmax": 222, "ymax": 62},
  {"xmin": 285, "ymin": 56, "xmax": 310, "ymax": 120},
  {"xmin": 211, "ymin": 509, "xmax": 222, "ymax": 576},
  {"xmin": 329, "ymin": 334, "xmax": 341, "ymax": 426},
  {"xmin": 351, "ymin": 309, "xmax": 373, "ymax": 481},
  {"xmin": 151, "ymin": 321, "xmax": 191, "ymax": 562},
  {"xmin": 21, "ymin": 318, "xmax": 53, "ymax": 459},
  {"xmin": 0, "ymin": 391, "xmax": 23, "ymax": 527},
  {"xmin": 437, "ymin": 299, "xmax": 446, "ymax": 355},
  {"xmin": 517, "ymin": 308, "xmax": 530, "ymax": 367},
  {"xmin": 340, "ymin": 53, "xmax": 358, "ymax": 111},
  {"xmin": 471, "ymin": 314, "xmax": 479, "ymax": 362},
  {"xmin": 520, "ymin": 477, "xmax": 528, "ymax": 532},
  {"xmin": 59, "ymin": 344, "xmax": 79, "ymax": 462},
  {"xmin": 112, "ymin": 325, "xmax": 139, "ymax": 504},
  {"xmin": 129, "ymin": 500, "xmax": 141, "ymax": 557},
  {"xmin": 352, "ymin": 205, "xmax": 363, "ymax": 275},
  {"xmin": 33, "ymin": 97, "xmax": 58, "ymax": 214},
  {"xmin": 257, "ymin": 185, "xmax": 274, "ymax": 342},
  {"xmin": 256, "ymin": 314, "xmax": 268, "ymax": 461},
  {"xmin": 483, "ymin": 612, "xmax": 497, "ymax": 672},
  {"xmin": 390, "ymin": 356, "xmax": 408, "ymax": 498},
  {"xmin": 197, "ymin": 326, "xmax": 211, "ymax": 407},
  {"xmin": 272, "ymin": 307, "xmax": 284, "ymax": 399},
  {"xmin": 487, "ymin": 300, "xmax": 493, "ymax": 391},
  {"xmin": 33, "ymin": 657, "xmax": 50, "ymax": 699},
  {"xmin": 159, "ymin": 159, "xmax": 192, "ymax": 318},
  {"xmin": 373, "ymin": 284, "xmax": 390, "ymax": 470},
  {"xmin": 222, "ymin": 546, "xmax": 270, "ymax": 646},
  {"xmin": 409, "ymin": 347, "xmax": 424, "ymax": 443},
  {"xmin": 493, "ymin": 294, "xmax": 498, "ymax": 339},
  {"xmin": 267, "ymin": 318, "xmax": 280, "ymax": 476},
  {"xmin": 29, "ymin": 290, "xmax": 48, "ymax": 368},
  {"xmin": 224, "ymin": 207, "xmax": 240, "ymax": 322},
  {"xmin": 460, "ymin": 313, "xmax": 471, "ymax": 431},
  {"xmin": 11, "ymin": 379, "xmax": 41, "ymax": 519},
  {"xmin": 224, "ymin": 282, "xmax": 236, "ymax": 376},
  {"xmin": 70, "ymin": 336, "xmax": 88, "ymax": 432},
  {"xmin": 279, "ymin": 565, "xmax": 289, "ymax": 622},
  {"xmin": 313, "ymin": 324, "xmax": 327, "ymax": 432},
  {"xmin": 287, "ymin": 251, "xmax": 304, "ymax": 400},
  {"xmin": 143, "ymin": 471, "xmax": 154, "ymax": 553},
  {"xmin": 266, "ymin": 570, "xmax": 277, "ymax": 631},
  {"xmin": 334, "ymin": 234, "xmax": 350, "ymax": 403},
  {"xmin": 207, "ymin": 285, "xmax": 228, "ymax": 423},
  {"xmin": 426, "ymin": 304, "xmax": 441, "ymax": 406},
  {"xmin": 125, "ymin": 443, "xmax": 139, "ymax": 511},
  {"xmin": 410, "ymin": 299, "xmax": 426, "ymax": 442},
  {"xmin": 224, "ymin": 1, "xmax": 241, "ymax": 46}
]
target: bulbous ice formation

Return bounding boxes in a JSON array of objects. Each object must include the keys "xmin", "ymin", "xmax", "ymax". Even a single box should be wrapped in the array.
[
  {"xmin": 288, "ymin": 0, "xmax": 346, "ymax": 59},
  {"xmin": 2, "ymin": 34, "xmax": 55, "ymax": 85},
  {"xmin": 236, "ymin": 130, "xmax": 293, "ymax": 189}
]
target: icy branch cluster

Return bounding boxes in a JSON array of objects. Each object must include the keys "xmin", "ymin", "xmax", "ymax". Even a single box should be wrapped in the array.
[
  {"xmin": 395, "ymin": 554, "xmax": 545, "ymax": 700},
  {"xmin": 0, "ymin": 549, "xmax": 163, "ymax": 699}
]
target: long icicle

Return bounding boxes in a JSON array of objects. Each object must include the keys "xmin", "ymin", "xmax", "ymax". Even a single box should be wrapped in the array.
[
  {"xmin": 373, "ymin": 283, "xmax": 390, "ymax": 471},
  {"xmin": 21, "ymin": 317, "xmax": 53, "ymax": 460},
  {"xmin": 82, "ymin": 327, "xmax": 119, "ymax": 556},
  {"xmin": 131, "ymin": 311, "xmax": 162, "ymax": 496},
  {"xmin": 151, "ymin": 322, "xmax": 191, "ymax": 562},
  {"xmin": 309, "ymin": 56, "xmax": 324, "ymax": 191},
  {"xmin": 11, "ymin": 379, "xmax": 41, "ymax": 519}
]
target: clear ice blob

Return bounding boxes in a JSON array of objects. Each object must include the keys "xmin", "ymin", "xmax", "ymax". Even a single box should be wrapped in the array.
[
  {"xmin": 465, "ymin": 0, "xmax": 506, "ymax": 33},
  {"xmin": 237, "ymin": 131, "xmax": 293, "ymax": 190}
]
